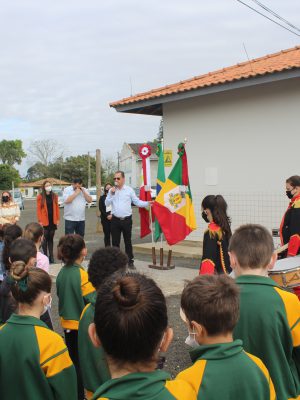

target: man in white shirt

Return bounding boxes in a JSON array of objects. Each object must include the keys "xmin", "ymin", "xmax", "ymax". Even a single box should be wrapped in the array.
[
  {"xmin": 63, "ymin": 178, "xmax": 92, "ymax": 237},
  {"xmin": 105, "ymin": 170, "xmax": 150, "ymax": 268}
]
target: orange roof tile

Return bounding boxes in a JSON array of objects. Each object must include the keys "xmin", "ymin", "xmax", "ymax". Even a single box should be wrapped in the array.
[{"xmin": 110, "ymin": 46, "xmax": 300, "ymax": 108}]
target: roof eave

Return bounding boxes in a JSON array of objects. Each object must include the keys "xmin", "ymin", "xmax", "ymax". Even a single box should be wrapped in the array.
[{"xmin": 111, "ymin": 68, "xmax": 300, "ymax": 115}]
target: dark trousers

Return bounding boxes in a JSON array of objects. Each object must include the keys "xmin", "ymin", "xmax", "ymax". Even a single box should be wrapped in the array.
[
  {"xmin": 64, "ymin": 330, "xmax": 84, "ymax": 400},
  {"xmin": 101, "ymin": 218, "xmax": 111, "ymax": 247},
  {"xmin": 111, "ymin": 216, "xmax": 133, "ymax": 262},
  {"xmin": 65, "ymin": 220, "xmax": 85, "ymax": 237},
  {"xmin": 42, "ymin": 227, "xmax": 56, "ymax": 262}
]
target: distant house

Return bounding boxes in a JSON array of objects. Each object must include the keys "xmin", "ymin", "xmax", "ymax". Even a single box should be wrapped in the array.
[
  {"xmin": 19, "ymin": 178, "xmax": 70, "ymax": 198},
  {"xmin": 111, "ymin": 45, "xmax": 300, "ymax": 240},
  {"xmin": 119, "ymin": 143, "xmax": 158, "ymax": 189}
]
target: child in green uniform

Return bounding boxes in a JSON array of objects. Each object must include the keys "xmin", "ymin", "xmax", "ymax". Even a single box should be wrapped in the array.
[
  {"xmin": 78, "ymin": 247, "xmax": 128, "ymax": 399},
  {"xmin": 56, "ymin": 234, "xmax": 96, "ymax": 400},
  {"xmin": 177, "ymin": 274, "xmax": 275, "ymax": 400},
  {"xmin": 88, "ymin": 272, "xmax": 197, "ymax": 400},
  {"xmin": 0, "ymin": 238, "xmax": 77, "ymax": 400},
  {"xmin": 230, "ymin": 224, "xmax": 300, "ymax": 400}
]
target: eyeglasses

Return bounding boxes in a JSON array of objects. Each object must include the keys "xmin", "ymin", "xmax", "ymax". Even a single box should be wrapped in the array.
[{"xmin": 114, "ymin": 177, "xmax": 121, "ymax": 181}]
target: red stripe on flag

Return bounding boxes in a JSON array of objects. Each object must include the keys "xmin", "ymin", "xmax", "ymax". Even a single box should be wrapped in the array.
[
  {"xmin": 139, "ymin": 186, "xmax": 151, "ymax": 238},
  {"xmin": 152, "ymin": 202, "xmax": 193, "ymax": 245}
]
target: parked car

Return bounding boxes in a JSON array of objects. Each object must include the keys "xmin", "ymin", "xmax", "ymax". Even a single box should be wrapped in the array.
[
  {"xmin": 53, "ymin": 189, "xmax": 64, "ymax": 208},
  {"xmin": 13, "ymin": 190, "xmax": 24, "ymax": 210},
  {"xmin": 87, "ymin": 187, "xmax": 97, "ymax": 207}
]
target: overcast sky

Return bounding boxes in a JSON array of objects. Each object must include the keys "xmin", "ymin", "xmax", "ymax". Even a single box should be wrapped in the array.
[{"xmin": 0, "ymin": 0, "xmax": 299, "ymax": 174}]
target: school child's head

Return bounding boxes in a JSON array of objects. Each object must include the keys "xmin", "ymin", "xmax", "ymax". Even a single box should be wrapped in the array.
[
  {"xmin": 3, "ymin": 224, "xmax": 23, "ymax": 270},
  {"xmin": 10, "ymin": 255, "xmax": 51, "ymax": 315},
  {"xmin": 23, "ymin": 222, "xmax": 44, "ymax": 248},
  {"xmin": 228, "ymin": 224, "xmax": 276, "ymax": 275},
  {"xmin": 58, "ymin": 234, "xmax": 87, "ymax": 265},
  {"xmin": 9, "ymin": 238, "xmax": 37, "ymax": 269},
  {"xmin": 181, "ymin": 275, "xmax": 239, "ymax": 345},
  {"xmin": 89, "ymin": 273, "xmax": 173, "ymax": 369},
  {"xmin": 88, "ymin": 247, "xmax": 128, "ymax": 290},
  {"xmin": 201, "ymin": 195, "xmax": 232, "ymax": 238}
]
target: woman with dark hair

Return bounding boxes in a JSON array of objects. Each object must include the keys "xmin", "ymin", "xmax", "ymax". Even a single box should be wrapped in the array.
[
  {"xmin": 0, "ymin": 191, "xmax": 20, "ymax": 224},
  {"xmin": 88, "ymin": 272, "xmax": 196, "ymax": 400},
  {"xmin": 99, "ymin": 183, "xmax": 112, "ymax": 247},
  {"xmin": 0, "ymin": 251, "xmax": 77, "ymax": 399},
  {"xmin": 37, "ymin": 180, "xmax": 60, "ymax": 263},
  {"xmin": 199, "ymin": 195, "xmax": 232, "ymax": 275}
]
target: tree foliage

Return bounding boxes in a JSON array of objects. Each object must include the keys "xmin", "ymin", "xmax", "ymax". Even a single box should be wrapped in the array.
[
  {"xmin": 0, "ymin": 140, "xmax": 26, "ymax": 165},
  {"xmin": 0, "ymin": 164, "xmax": 21, "ymax": 190}
]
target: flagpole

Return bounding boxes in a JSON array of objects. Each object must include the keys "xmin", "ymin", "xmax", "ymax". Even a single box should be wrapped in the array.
[
  {"xmin": 149, "ymin": 204, "xmax": 156, "ymax": 266},
  {"xmin": 160, "ymin": 233, "xmax": 164, "ymax": 266}
]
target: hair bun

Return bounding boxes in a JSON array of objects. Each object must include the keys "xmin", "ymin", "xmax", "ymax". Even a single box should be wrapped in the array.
[
  {"xmin": 11, "ymin": 261, "xmax": 28, "ymax": 281},
  {"xmin": 112, "ymin": 276, "xmax": 141, "ymax": 308}
]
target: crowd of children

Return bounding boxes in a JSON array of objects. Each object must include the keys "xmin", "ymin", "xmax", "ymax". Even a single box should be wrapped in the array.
[{"xmin": 0, "ymin": 214, "xmax": 300, "ymax": 398}]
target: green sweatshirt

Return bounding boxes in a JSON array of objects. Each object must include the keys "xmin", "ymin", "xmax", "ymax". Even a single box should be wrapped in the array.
[
  {"xmin": 177, "ymin": 340, "xmax": 275, "ymax": 399},
  {"xmin": 0, "ymin": 314, "xmax": 77, "ymax": 400},
  {"xmin": 56, "ymin": 263, "xmax": 96, "ymax": 330},
  {"xmin": 234, "ymin": 275, "xmax": 300, "ymax": 400},
  {"xmin": 78, "ymin": 301, "xmax": 111, "ymax": 398},
  {"xmin": 92, "ymin": 370, "xmax": 197, "ymax": 400}
]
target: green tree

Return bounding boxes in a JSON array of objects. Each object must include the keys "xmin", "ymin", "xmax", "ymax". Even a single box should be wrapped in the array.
[
  {"xmin": 0, "ymin": 164, "xmax": 21, "ymax": 190},
  {"xmin": 0, "ymin": 140, "xmax": 26, "ymax": 165},
  {"xmin": 60, "ymin": 155, "xmax": 96, "ymax": 187},
  {"xmin": 26, "ymin": 162, "xmax": 49, "ymax": 180}
]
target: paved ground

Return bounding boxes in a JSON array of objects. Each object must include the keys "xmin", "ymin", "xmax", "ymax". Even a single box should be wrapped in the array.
[{"xmin": 20, "ymin": 200, "xmax": 198, "ymax": 376}]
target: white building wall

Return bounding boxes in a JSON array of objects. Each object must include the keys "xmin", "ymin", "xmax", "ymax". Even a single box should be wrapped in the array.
[{"xmin": 163, "ymin": 78, "xmax": 300, "ymax": 241}]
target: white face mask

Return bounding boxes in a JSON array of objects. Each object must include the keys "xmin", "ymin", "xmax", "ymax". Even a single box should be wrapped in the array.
[
  {"xmin": 45, "ymin": 186, "xmax": 52, "ymax": 192},
  {"xmin": 42, "ymin": 295, "xmax": 52, "ymax": 315},
  {"xmin": 185, "ymin": 331, "xmax": 199, "ymax": 348}
]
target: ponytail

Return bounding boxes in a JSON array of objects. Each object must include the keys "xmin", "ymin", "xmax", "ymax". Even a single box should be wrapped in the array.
[{"xmin": 202, "ymin": 195, "xmax": 232, "ymax": 239}]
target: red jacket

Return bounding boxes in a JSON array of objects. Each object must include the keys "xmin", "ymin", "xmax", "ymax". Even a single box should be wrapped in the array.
[{"xmin": 37, "ymin": 193, "xmax": 60, "ymax": 226}]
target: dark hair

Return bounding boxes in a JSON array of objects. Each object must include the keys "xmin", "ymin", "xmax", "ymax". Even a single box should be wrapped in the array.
[
  {"xmin": 23, "ymin": 222, "xmax": 44, "ymax": 244},
  {"xmin": 202, "ymin": 195, "xmax": 232, "ymax": 238},
  {"xmin": 10, "ymin": 262, "xmax": 51, "ymax": 305},
  {"xmin": 94, "ymin": 273, "xmax": 168, "ymax": 364},
  {"xmin": 104, "ymin": 183, "xmax": 112, "ymax": 191},
  {"xmin": 3, "ymin": 225, "xmax": 23, "ymax": 271},
  {"xmin": 115, "ymin": 171, "xmax": 125, "ymax": 178},
  {"xmin": 286, "ymin": 175, "xmax": 300, "ymax": 187},
  {"xmin": 181, "ymin": 275, "xmax": 239, "ymax": 335},
  {"xmin": 88, "ymin": 247, "xmax": 128, "ymax": 289},
  {"xmin": 10, "ymin": 238, "xmax": 37, "ymax": 265},
  {"xmin": 229, "ymin": 224, "xmax": 274, "ymax": 269},
  {"xmin": 58, "ymin": 234, "xmax": 86, "ymax": 265},
  {"xmin": 41, "ymin": 180, "xmax": 56, "ymax": 208},
  {"xmin": 73, "ymin": 178, "xmax": 83, "ymax": 184}
]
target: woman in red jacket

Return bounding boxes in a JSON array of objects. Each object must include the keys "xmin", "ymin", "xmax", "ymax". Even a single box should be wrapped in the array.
[{"xmin": 37, "ymin": 180, "xmax": 60, "ymax": 263}]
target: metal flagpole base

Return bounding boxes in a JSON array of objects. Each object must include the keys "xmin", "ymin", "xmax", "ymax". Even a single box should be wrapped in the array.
[{"xmin": 148, "ymin": 264, "xmax": 175, "ymax": 270}]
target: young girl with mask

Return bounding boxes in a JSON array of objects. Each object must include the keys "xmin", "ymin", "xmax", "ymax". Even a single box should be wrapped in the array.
[
  {"xmin": 99, "ymin": 183, "xmax": 112, "ymax": 247},
  {"xmin": 89, "ymin": 272, "xmax": 197, "ymax": 400},
  {"xmin": 0, "ymin": 191, "xmax": 20, "ymax": 224},
  {"xmin": 199, "ymin": 195, "xmax": 232, "ymax": 275},
  {"xmin": 56, "ymin": 234, "xmax": 95, "ymax": 400},
  {"xmin": 37, "ymin": 180, "xmax": 60, "ymax": 263},
  {"xmin": 0, "ymin": 244, "xmax": 77, "ymax": 400}
]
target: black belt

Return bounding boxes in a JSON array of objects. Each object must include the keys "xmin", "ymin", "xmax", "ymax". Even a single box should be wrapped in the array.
[{"xmin": 112, "ymin": 215, "xmax": 132, "ymax": 221}]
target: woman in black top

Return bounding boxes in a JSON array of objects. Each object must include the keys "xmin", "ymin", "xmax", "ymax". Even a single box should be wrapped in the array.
[{"xmin": 99, "ymin": 183, "xmax": 112, "ymax": 247}]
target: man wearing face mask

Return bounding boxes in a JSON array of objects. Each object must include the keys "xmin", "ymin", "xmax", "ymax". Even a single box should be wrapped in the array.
[
  {"xmin": 99, "ymin": 183, "xmax": 113, "ymax": 247},
  {"xmin": 0, "ymin": 191, "xmax": 20, "ymax": 225}
]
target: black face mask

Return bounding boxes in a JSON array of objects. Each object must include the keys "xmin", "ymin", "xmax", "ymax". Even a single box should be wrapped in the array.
[
  {"xmin": 104, "ymin": 189, "xmax": 109, "ymax": 194},
  {"xmin": 286, "ymin": 190, "xmax": 294, "ymax": 200},
  {"xmin": 202, "ymin": 211, "xmax": 209, "ymax": 223},
  {"xmin": 2, "ymin": 196, "xmax": 9, "ymax": 203}
]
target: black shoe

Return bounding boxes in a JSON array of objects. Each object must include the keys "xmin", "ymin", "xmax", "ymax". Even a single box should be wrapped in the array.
[
  {"xmin": 128, "ymin": 261, "xmax": 136, "ymax": 270},
  {"xmin": 49, "ymin": 258, "xmax": 55, "ymax": 264}
]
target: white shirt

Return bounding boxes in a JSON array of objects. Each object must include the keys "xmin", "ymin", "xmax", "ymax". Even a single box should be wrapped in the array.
[
  {"xmin": 63, "ymin": 185, "xmax": 89, "ymax": 221},
  {"xmin": 105, "ymin": 185, "xmax": 149, "ymax": 218}
]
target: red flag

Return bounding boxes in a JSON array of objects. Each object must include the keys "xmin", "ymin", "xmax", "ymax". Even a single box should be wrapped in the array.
[{"xmin": 139, "ymin": 144, "xmax": 152, "ymax": 238}]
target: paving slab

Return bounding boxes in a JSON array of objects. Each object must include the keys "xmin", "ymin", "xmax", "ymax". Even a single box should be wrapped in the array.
[
  {"xmin": 133, "ymin": 240, "xmax": 202, "ymax": 259},
  {"xmin": 49, "ymin": 260, "xmax": 198, "ymax": 296}
]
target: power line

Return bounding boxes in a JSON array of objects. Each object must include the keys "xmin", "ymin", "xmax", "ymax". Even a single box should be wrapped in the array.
[
  {"xmin": 236, "ymin": 0, "xmax": 300, "ymax": 37},
  {"xmin": 250, "ymin": 0, "xmax": 300, "ymax": 33}
]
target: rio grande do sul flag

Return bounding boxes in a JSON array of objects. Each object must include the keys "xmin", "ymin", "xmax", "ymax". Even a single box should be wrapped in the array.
[{"xmin": 152, "ymin": 142, "xmax": 197, "ymax": 245}]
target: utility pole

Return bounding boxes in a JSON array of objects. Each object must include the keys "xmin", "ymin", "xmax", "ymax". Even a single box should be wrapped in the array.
[
  {"xmin": 96, "ymin": 149, "xmax": 102, "ymax": 233},
  {"xmin": 88, "ymin": 151, "xmax": 91, "ymax": 188},
  {"xmin": 117, "ymin": 151, "xmax": 120, "ymax": 170}
]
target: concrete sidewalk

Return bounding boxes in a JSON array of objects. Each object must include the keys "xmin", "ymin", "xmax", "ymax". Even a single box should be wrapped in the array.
[
  {"xmin": 49, "ymin": 260, "xmax": 198, "ymax": 296},
  {"xmin": 133, "ymin": 240, "xmax": 202, "ymax": 259}
]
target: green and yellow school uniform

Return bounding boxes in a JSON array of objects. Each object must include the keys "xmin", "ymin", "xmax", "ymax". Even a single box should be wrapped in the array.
[
  {"xmin": 0, "ymin": 314, "xmax": 77, "ymax": 400},
  {"xmin": 79, "ymin": 301, "xmax": 111, "ymax": 399},
  {"xmin": 56, "ymin": 263, "xmax": 96, "ymax": 330},
  {"xmin": 177, "ymin": 340, "xmax": 275, "ymax": 400},
  {"xmin": 92, "ymin": 370, "xmax": 197, "ymax": 400},
  {"xmin": 234, "ymin": 275, "xmax": 300, "ymax": 400}
]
